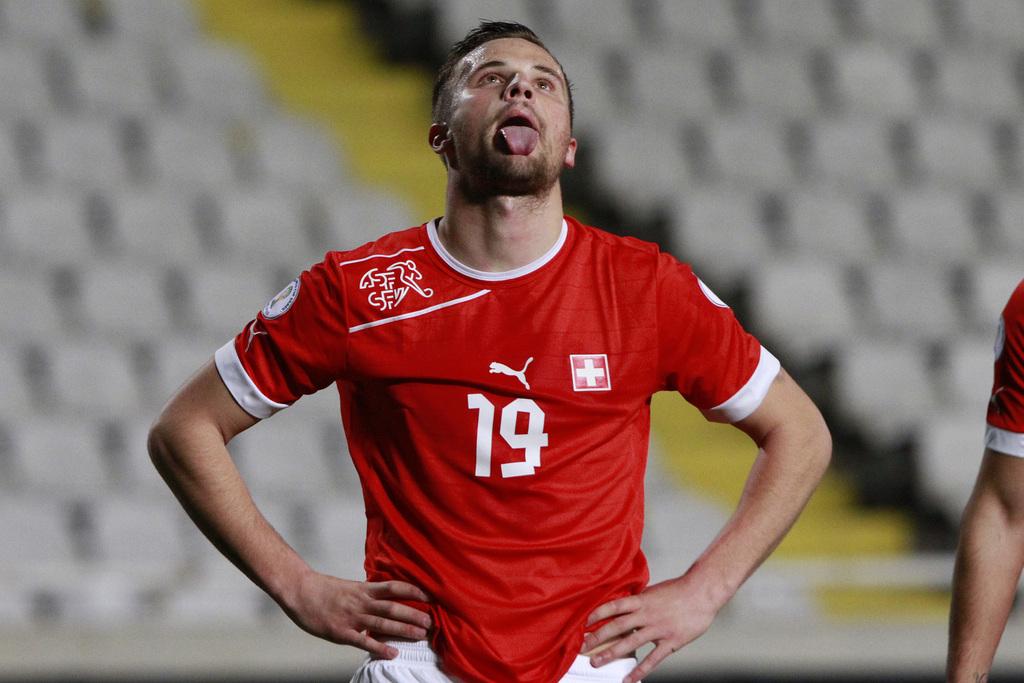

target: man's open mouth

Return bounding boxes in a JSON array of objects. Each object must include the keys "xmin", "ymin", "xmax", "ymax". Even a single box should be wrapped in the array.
[{"xmin": 495, "ymin": 115, "xmax": 539, "ymax": 156}]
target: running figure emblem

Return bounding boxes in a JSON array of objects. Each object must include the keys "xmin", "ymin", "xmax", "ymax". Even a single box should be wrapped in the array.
[
  {"xmin": 359, "ymin": 260, "xmax": 435, "ymax": 311},
  {"xmin": 490, "ymin": 357, "xmax": 534, "ymax": 390}
]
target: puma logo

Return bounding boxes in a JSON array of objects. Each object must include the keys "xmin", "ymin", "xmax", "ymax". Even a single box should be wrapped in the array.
[
  {"xmin": 245, "ymin": 320, "xmax": 268, "ymax": 351},
  {"xmin": 489, "ymin": 357, "xmax": 534, "ymax": 390}
]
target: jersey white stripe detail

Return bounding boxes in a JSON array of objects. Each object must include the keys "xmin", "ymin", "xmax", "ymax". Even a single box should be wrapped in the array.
[
  {"xmin": 349, "ymin": 290, "xmax": 491, "ymax": 333},
  {"xmin": 986, "ymin": 424, "xmax": 1024, "ymax": 458},
  {"xmin": 427, "ymin": 219, "xmax": 568, "ymax": 282},
  {"xmin": 214, "ymin": 341, "xmax": 288, "ymax": 419},
  {"xmin": 704, "ymin": 346, "xmax": 782, "ymax": 423},
  {"xmin": 338, "ymin": 246, "xmax": 426, "ymax": 267}
]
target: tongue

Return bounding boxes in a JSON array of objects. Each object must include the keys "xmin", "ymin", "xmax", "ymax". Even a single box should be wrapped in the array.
[{"xmin": 500, "ymin": 125, "xmax": 539, "ymax": 155}]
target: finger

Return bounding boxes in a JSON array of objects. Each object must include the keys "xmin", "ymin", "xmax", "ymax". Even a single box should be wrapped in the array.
[
  {"xmin": 586, "ymin": 595, "xmax": 639, "ymax": 626},
  {"xmin": 581, "ymin": 613, "xmax": 644, "ymax": 653},
  {"xmin": 339, "ymin": 629, "xmax": 400, "ymax": 659},
  {"xmin": 367, "ymin": 599, "xmax": 433, "ymax": 629},
  {"xmin": 623, "ymin": 642, "xmax": 676, "ymax": 683},
  {"xmin": 368, "ymin": 580, "xmax": 430, "ymax": 602},
  {"xmin": 358, "ymin": 613, "xmax": 430, "ymax": 641},
  {"xmin": 590, "ymin": 626, "xmax": 655, "ymax": 666}
]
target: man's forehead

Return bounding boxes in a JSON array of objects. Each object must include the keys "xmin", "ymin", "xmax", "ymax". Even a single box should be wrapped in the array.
[{"xmin": 458, "ymin": 37, "xmax": 564, "ymax": 78}]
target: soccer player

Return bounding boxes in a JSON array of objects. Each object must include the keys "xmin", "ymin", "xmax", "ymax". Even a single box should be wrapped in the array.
[
  {"xmin": 148, "ymin": 21, "xmax": 831, "ymax": 683},
  {"xmin": 948, "ymin": 277, "xmax": 1024, "ymax": 682}
]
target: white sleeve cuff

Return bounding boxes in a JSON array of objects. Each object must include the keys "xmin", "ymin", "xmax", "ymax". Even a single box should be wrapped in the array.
[
  {"xmin": 986, "ymin": 424, "xmax": 1024, "ymax": 458},
  {"xmin": 704, "ymin": 346, "xmax": 781, "ymax": 423},
  {"xmin": 214, "ymin": 341, "xmax": 289, "ymax": 420}
]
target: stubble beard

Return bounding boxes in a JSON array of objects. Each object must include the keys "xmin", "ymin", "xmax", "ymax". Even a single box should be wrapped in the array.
[{"xmin": 453, "ymin": 128, "xmax": 566, "ymax": 201}]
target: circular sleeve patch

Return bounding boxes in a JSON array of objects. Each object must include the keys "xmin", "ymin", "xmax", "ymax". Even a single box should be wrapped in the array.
[{"xmin": 262, "ymin": 278, "xmax": 300, "ymax": 319}]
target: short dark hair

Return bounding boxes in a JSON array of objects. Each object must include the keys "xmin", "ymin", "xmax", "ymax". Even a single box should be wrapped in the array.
[{"xmin": 431, "ymin": 20, "xmax": 574, "ymax": 127}]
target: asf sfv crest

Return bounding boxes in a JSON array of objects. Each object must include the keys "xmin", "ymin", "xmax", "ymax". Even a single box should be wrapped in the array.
[{"xmin": 359, "ymin": 260, "xmax": 434, "ymax": 311}]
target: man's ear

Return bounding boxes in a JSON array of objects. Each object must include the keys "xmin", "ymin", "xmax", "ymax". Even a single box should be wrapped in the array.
[
  {"xmin": 563, "ymin": 136, "xmax": 578, "ymax": 169},
  {"xmin": 429, "ymin": 123, "xmax": 452, "ymax": 154}
]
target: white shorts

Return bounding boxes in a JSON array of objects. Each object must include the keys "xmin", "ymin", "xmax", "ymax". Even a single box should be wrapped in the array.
[{"xmin": 349, "ymin": 640, "xmax": 638, "ymax": 682}]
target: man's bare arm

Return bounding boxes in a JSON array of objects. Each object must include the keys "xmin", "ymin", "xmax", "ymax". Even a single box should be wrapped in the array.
[
  {"xmin": 583, "ymin": 369, "xmax": 831, "ymax": 682},
  {"xmin": 148, "ymin": 362, "xmax": 431, "ymax": 658},
  {"xmin": 948, "ymin": 448, "xmax": 1024, "ymax": 682}
]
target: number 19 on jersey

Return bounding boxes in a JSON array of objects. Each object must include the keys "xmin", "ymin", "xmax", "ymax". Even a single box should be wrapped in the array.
[{"xmin": 467, "ymin": 394, "xmax": 549, "ymax": 478}]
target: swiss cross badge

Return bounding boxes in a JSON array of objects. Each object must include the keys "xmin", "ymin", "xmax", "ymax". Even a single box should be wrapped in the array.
[{"xmin": 570, "ymin": 354, "xmax": 611, "ymax": 392}]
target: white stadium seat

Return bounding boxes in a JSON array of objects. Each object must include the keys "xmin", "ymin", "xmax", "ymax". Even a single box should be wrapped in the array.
[
  {"xmin": 0, "ymin": 44, "xmax": 53, "ymax": 115},
  {"xmin": 886, "ymin": 188, "xmax": 980, "ymax": 264},
  {"xmin": 315, "ymin": 188, "xmax": 417, "ymax": 251},
  {"xmin": 150, "ymin": 337, "xmax": 216, "ymax": 406},
  {"xmin": 754, "ymin": 0, "xmax": 842, "ymax": 45},
  {"xmin": 432, "ymin": 0, "xmax": 534, "ymax": 47},
  {"xmin": 77, "ymin": 263, "xmax": 173, "ymax": 338},
  {"xmin": 545, "ymin": 0, "xmax": 643, "ymax": 47},
  {"xmin": 183, "ymin": 264, "xmax": 278, "ymax": 340},
  {"xmin": 162, "ymin": 547, "xmax": 268, "ymax": 625},
  {"xmin": 2, "ymin": 0, "xmax": 83, "ymax": 42},
  {"xmin": 0, "ymin": 121, "xmax": 23, "ymax": 185},
  {"xmin": 0, "ymin": 266, "xmax": 62, "ymax": 340},
  {"xmin": 730, "ymin": 48, "xmax": 820, "ymax": 115},
  {"xmin": 932, "ymin": 52, "xmax": 1022, "ymax": 119},
  {"xmin": 834, "ymin": 339, "xmax": 938, "ymax": 447},
  {"xmin": 308, "ymin": 498, "xmax": 368, "ymax": 581},
  {"xmin": 628, "ymin": 47, "xmax": 718, "ymax": 119},
  {"xmin": 213, "ymin": 188, "xmax": 310, "ymax": 263},
  {"xmin": 916, "ymin": 412, "xmax": 984, "ymax": 522},
  {"xmin": 0, "ymin": 344, "xmax": 33, "ymax": 418},
  {"xmin": 703, "ymin": 115, "xmax": 795, "ymax": 186},
  {"xmin": 46, "ymin": 338, "xmax": 143, "ymax": 417},
  {"xmin": 164, "ymin": 42, "xmax": 271, "ymax": 118},
  {"xmin": 943, "ymin": 335, "xmax": 997, "ymax": 412},
  {"xmin": 585, "ymin": 118, "xmax": 691, "ymax": 215},
  {"xmin": 830, "ymin": 46, "xmax": 921, "ymax": 116},
  {"xmin": 3, "ymin": 189, "xmax": 94, "ymax": 264},
  {"xmin": 248, "ymin": 116, "xmax": 347, "ymax": 190},
  {"xmin": 989, "ymin": 192, "xmax": 1024, "ymax": 254},
  {"xmin": 37, "ymin": 116, "xmax": 128, "ymax": 186},
  {"xmin": 669, "ymin": 187, "xmax": 772, "ymax": 286},
  {"xmin": 68, "ymin": 41, "xmax": 161, "ymax": 116},
  {"xmin": 9, "ymin": 416, "xmax": 111, "ymax": 496},
  {"xmin": 658, "ymin": 0, "xmax": 741, "ymax": 44},
  {"xmin": 910, "ymin": 117, "xmax": 1002, "ymax": 189},
  {"xmin": 234, "ymin": 411, "xmax": 343, "ymax": 502},
  {"xmin": 747, "ymin": 259, "xmax": 857, "ymax": 366},
  {"xmin": 857, "ymin": 0, "xmax": 944, "ymax": 45},
  {"xmin": 860, "ymin": 261, "xmax": 963, "ymax": 343},
  {"xmin": 970, "ymin": 261, "xmax": 1023, "ymax": 330},
  {"xmin": 105, "ymin": 187, "xmax": 206, "ymax": 264},
  {"xmin": 145, "ymin": 116, "xmax": 238, "ymax": 187},
  {"xmin": 89, "ymin": 497, "xmax": 191, "ymax": 578},
  {"xmin": 782, "ymin": 188, "xmax": 877, "ymax": 264},
  {"xmin": 102, "ymin": 0, "xmax": 198, "ymax": 41},
  {"xmin": 957, "ymin": 0, "xmax": 1024, "ymax": 47},
  {"xmin": 0, "ymin": 497, "xmax": 76, "ymax": 572},
  {"xmin": 809, "ymin": 118, "xmax": 900, "ymax": 190}
]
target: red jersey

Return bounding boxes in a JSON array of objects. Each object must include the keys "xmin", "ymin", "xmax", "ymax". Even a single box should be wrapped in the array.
[
  {"xmin": 987, "ymin": 278, "xmax": 1024, "ymax": 457},
  {"xmin": 215, "ymin": 217, "xmax": 779, "ymax": 683}
]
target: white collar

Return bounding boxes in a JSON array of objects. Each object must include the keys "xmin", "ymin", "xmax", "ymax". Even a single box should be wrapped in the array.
[{"xmin": 426, "ymin": 218, "xmax": 568, "ymax": 282}]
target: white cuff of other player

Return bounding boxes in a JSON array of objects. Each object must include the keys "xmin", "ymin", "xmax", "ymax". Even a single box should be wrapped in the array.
[
  {"xmin": 215, "ymin": 340, "xmax": 289, "ymax": 420},
  {"xmin": 986, "ymin": 424, "xmax": 1024, "ymax": 458},
  {"xmin": 703, "ymin": 346, "xmax": 782, "ymax": 424}
]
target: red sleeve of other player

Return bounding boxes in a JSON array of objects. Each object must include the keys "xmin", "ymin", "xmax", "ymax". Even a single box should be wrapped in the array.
[
  {"xmin": 986, "ymin": 278, "xmax": 1024, "ymax": 457},
  {"xmin": 656, "ymin": 252, "xmax": 780, "ymax": 423},
  {"xmin": 214, "ymin": 253, "xmax": 350, "ymax": 419}
]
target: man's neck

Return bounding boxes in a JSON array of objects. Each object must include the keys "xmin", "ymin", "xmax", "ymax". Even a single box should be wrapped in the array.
[{"xmin": 437, "ymin": 185, "xmax": 565, "ymax": 273}]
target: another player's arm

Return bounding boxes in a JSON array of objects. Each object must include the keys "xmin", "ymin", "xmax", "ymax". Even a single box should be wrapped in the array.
[
  {"xmin": 947, "ymin": 448, "xmax": 1024, "ymax": 682},
  {"xmin": 147, "ymin": 362, "xmax": 431, "ymax": 658},
  {"xmin": 583, "ymin": 369, "xmax": 831, "ymax": 682}
]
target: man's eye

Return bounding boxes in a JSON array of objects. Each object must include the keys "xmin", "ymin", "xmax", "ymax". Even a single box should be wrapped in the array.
[
  {"xmin": 537, "ymin": 79, "xmax": 552, "ymax": 91},
  {"xmin": 483, "ymin": 74, "xmax": 502, "ymax": 84}
]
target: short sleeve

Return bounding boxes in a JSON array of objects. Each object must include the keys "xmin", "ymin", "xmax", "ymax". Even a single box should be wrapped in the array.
[
  {"xmin": 657, "ymin": 253, "xmax": 780, "ymax": 423},
  {"xmin": 214, "ymin": 254, "xmax": 349, "ymax": 419},
  {"xmin": 986, "ymin": 279, "xmax": 1024, "ymax": 457}
]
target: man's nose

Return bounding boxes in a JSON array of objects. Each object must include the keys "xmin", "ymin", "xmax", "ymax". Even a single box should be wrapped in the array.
[{"xmin": 503, "ymin": 73, "xmax": 533, "ymax": 101}]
